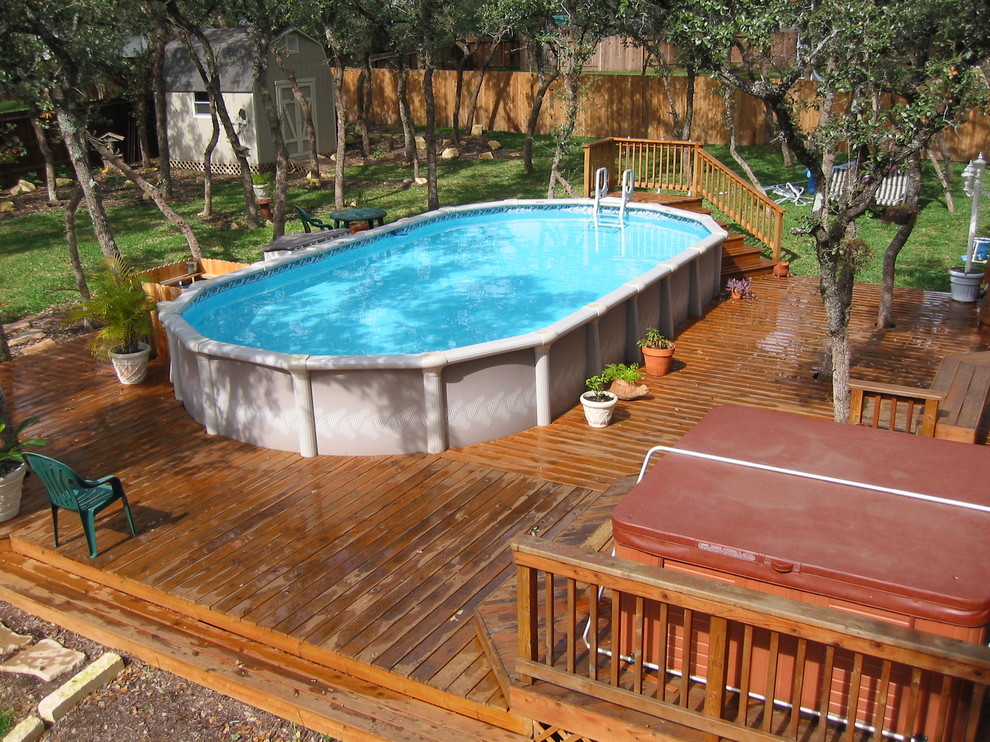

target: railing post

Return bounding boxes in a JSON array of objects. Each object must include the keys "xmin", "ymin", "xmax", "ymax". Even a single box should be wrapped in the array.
[
  {"xmin": 691, "ymin": 143, "xmax": 702, "ymax": 196},
  {"xmin": 517, "ymin": 563, "xmax": 539, "ymax": 684},
  {"xmin": 703, "ymin": 615, "xmax": 729, "ymax": 741}
]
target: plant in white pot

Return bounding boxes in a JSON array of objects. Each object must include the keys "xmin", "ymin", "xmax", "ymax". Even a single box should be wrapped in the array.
[
  {"xmin": 580, "ymin": 371, "xmax": 618, "ymax": 428},
  {"xmin": 67, "ymin": 256, "xmax": 156, "ymax": 384},
  {"xmin": 0, "ymin": 418, "xmax": 47, "ymax": 522}
]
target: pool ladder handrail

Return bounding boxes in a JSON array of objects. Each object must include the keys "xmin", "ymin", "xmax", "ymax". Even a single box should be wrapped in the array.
[{"xmin": 592, "ymin": 167, "xmax": 634, "ymax": 226}]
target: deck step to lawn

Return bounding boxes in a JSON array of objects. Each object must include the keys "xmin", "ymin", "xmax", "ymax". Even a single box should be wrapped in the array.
[{"xmin": 0, "ymin": 551, "xmax": 528, "ymax": 742}]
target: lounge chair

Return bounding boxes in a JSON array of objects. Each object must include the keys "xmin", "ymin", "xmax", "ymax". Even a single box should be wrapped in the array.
[
  {"xmin": 293, "ymin": 205, "xmax": 338, "ymax": 233},
  {"xmin": 23, "ymin": 453, "xmax": 137, "ymax": 558},
  {"xmin": 764, "ymin": 182, "xmax": 811, "ymax": 205},
  {"xmin": 828, "ymin": 165, "xmax": 910, "ymax": 207}
]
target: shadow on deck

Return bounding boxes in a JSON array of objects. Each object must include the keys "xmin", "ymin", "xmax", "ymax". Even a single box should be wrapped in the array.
[{"xmin": 1, "ymin": 276, "xmax": 987, "ymax": 741}]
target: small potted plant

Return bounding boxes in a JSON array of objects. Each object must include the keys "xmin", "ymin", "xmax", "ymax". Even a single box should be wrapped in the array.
[
  {"xmin": 251, "ymin": 171, "xmax": 271, "ymax": 199},
  {"xmin": 580, "ymin": 371, "xmax": 618, "ymax": 427},
  {"xmin": 637, "ymin": 328, "xmax": 675, "ymax": 376},
  {"xmin": 0, "ymin": 418, "xmax": 47, "ymax": 522},
  {"xmin": 67, "ymin": 256, "xmax": 156, "ymax": 384},
  {"xmin": 726, "ymin": 277, "xmax": 754, "ymax": 301},
  {"xmin": 602, "ymin": 362, "xmax": 649, "ymax": 400}
]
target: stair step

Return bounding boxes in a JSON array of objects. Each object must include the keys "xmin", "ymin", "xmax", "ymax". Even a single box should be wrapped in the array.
[{"xmin": 0, "ymin": 551, "xmax": 527, "ymax": 742}]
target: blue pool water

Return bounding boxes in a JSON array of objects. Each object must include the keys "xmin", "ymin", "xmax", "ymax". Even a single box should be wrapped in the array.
[{"xmin": 182, "ymin": 205, "xmax": 710, "ymax": 355}]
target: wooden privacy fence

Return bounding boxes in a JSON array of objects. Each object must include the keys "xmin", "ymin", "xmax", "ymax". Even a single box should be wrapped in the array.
[
  {"xmin": 343, "ymin": 69, "xmax": 988, "ymax": 160},
  {"xmin": 512, "ymin": 536, "xmax": 990, "ymax": 742},
  {"xmin": 141, "ymin": 258, "xmax": 249, "ymax": 358},
  {"xmin": 584, "ymin": 137, "xmax": 784, "ymax": 260}
]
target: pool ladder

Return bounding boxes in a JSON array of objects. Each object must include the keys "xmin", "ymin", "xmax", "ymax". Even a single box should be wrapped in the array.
[{"xmin": 592, "ymin": 167, "xmax": 634, "ymax": 228}]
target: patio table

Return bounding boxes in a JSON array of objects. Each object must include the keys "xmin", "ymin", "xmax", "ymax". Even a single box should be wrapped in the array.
[{"xmin": 329, "ymin": 207, "xmax": 387, "ymax": 230}]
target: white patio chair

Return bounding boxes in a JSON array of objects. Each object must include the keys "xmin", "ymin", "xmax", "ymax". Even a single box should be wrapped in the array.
[{"xmin": 765, "ymin": 181, "xmax": 811, "ymax": 206}]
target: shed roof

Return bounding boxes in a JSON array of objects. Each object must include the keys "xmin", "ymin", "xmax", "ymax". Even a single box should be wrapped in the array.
[{"xmin": 164, "ymin": 28, "xmax": 259, "ymax": 93}]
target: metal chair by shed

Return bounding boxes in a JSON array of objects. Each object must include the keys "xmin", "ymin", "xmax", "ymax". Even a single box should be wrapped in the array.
[{"xmin": 23, "ymin": 453, "xmax": 137, "ymax": 558}]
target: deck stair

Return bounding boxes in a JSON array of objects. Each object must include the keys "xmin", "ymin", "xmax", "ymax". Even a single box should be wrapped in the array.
[
  {"xmin": 0, "ymin": 548, "xmax": 528, "ymax": 742},
  {"xmin": 610, "ymin": 190, "xmax": 776, "ymax": 280}
]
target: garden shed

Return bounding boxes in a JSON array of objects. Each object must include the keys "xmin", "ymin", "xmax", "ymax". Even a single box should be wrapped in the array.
[{"xmin": 163, "ymin": 28, "xmax": 335, "ymax": 172}]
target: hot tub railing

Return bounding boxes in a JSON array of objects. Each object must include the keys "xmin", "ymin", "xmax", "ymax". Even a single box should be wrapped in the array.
[{"xmin": 510, "ymin": 535, "xmax": 990, "ymax": 742}]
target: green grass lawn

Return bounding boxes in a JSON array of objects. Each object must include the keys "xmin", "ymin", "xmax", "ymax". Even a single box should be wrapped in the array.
[{"xmin": 0, "ymin": 131, "xmax": 980, "ymax": 324}]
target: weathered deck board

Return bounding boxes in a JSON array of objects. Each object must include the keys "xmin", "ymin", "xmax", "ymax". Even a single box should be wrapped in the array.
[{"xmin": 2, "ymin": 275, "xmax": 987, "ymax": 740}]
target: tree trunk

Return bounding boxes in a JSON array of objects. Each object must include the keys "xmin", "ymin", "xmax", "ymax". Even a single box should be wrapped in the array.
[
  {"xmin": 357, "ymin": 55, "xmax": 372, "ymax": 157},
  {"xmin": 547, "ymin": 69, "xmax": 581, "ymax": 199},
  {"xmin": 423, "ymin": 64, "xmax": 440, "ymax": 211},
  {"xmin": 171, "ymin": 25, "xmax": 258, "ymax": 227},
  {"xmin": 135, "ymin": 96, "xmax": 152, "ymax": 169},
  {"xmin": 64, "ymin": 186, "xmax": 92, "ymax": 303},
  {"xmin": 876, "ymin": 156, "xmax": 923, "ymax": 328},
  {"xmin": 256, "ymin": 45, "xmax": 290, "ymax": 238},
  {"xmin": 27, "ymin": 108, "xmax": 57, "ymax": 203},
  {"xmin": 52, "ymin": 95, "xmax": 120, "ymax": 260},
  {"xmin": 723, "ymin": 86, "xmax": 762, "ymax": 189},
  {"xmin": 275, "ymin": 49, "xmax": 321, "ymax": 182},
  {"xmin": 327, "ymin": 53, "xmax": 348, "ymax": 209},
  {"xmin": 681, "ymin": 65, "xmax": 696, "ymax": 141},
  {"xmin": 816, "ymin": 225, "xmax": 857, "ymax": 422},
  {"xmin": 201, "ymin": 105, "xmax": 220, "ymax": 218},
  {"xmin": 524, "ymin": 57, "xmax": 559, "ymax": 175},
  {"xmin": 451, "ymin": 41, "xmax": 471, "ymax": 145},
  {"xmin": 396, "ymin": 60, "xmax": 418, "ymax": 176},
  {"xmin": 90, "ymin": 137, "xmax": 203, "ymax": 259},
  {"xmin": 149, "ymin": 23, "xmax": 173, "ymax": 199},
  {"xmin": 465, "ymin": 41, "xmax": 499, "ymax": 131}
]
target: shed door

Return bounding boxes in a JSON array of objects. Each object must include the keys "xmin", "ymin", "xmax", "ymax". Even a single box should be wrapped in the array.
[{"xmin": 277, "ymin": 80, "xmax": 316, "ymax": 158}]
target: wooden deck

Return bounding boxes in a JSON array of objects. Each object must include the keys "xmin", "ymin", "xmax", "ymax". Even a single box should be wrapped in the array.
[{"xmin": 1, "ymin": 275, "xmax": 988, "ymax": 741}]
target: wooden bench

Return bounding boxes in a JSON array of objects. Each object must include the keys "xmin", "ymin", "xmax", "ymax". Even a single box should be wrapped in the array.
[{"xmin": 850, "ymin": 351, "xmax": 990, "ymax": 443}]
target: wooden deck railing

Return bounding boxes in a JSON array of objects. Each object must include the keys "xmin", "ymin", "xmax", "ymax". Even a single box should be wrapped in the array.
[
  {"xmin": 583, "ymin": 138, "xmax": 784, "ymax": 261},
  {"xmin": 512, "ymin": 535, "xmax": 990, "ymax": 742},
  {"xmin": 141, "ymin": 258, "xmax": 250, "ymax": 358}
]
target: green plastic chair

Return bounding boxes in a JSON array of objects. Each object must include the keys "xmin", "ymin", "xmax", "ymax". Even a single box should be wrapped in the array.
[
  {"xmin": 23, "ymin": 453, "xmax": 137, "ymax": 558},
  {"xmin": 293, "ymin": 205, "xmax": 335, "ymax": 233}
]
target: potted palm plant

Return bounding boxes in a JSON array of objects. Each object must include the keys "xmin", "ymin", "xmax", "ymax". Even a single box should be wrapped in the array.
[
  {"xmin": 580, "ymin": 371, "xmax": 619, "ymax": 427},
  {"xmin": 0, "ymin": 418, "xmax": 47, "ymax": 522},
  {"xmin": 67, "ymin": 256, "xmax": 156, "ymax": 384},
  {"xmin": 637, "ymin": 328, "xmax": 675, "ymax": 376}
]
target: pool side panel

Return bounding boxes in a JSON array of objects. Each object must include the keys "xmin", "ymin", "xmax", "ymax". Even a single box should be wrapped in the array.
[
  {"xmin": 209, "ymin": 356, "xmax": 300, "ymax": 452},
  {"xmin": 443, "ymin": 350, "xmax": 538, "ymax": 449},
  {"xmin": 309, "ymin": 368, "xmax": 429, "ymax": 455}
]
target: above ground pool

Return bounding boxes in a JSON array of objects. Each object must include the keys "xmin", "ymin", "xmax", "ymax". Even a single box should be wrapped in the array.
[{"xmin": 161, "ymin": 199, "xmax": 725, "ymax": 456}]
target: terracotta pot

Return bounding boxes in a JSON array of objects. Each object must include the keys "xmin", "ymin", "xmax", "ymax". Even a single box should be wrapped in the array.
[
  {"xmin": 731, "ymin": 289, "xmax": 744, "ymax": 301},
  {"xmin": 641, "ymin": 345, "xmax": 675, "ymax": 376},
  {"xmin": 773, "ymin": 261, "xmax": 790, "ymax": 277}
]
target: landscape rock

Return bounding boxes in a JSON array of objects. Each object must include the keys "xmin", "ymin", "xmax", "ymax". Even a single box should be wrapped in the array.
[
  {"xmin": 55, "ymin": 177, "xmax": 74, "ymax": 187},
  {"xmin": 0, "ymin": 201, "xmax": 14, "ymax": 213},
  {"xmin": 8, "ymin": 184, "xmax": 24, "ymax": 196},
  {"xmin": 0, "ymin": 622, "xmax": 33, "ymax": 653},
  {"xmin": 17, "ymin": 179, "xmax": 36, "ymax": 193},
  {"xmin": 4, "ymin": 716, "xmax": 45, "ymax": 742},
  {"xmin": 478, "ymin": 152, "xmax": 495, "ymax": 160},
  {"xmin": 441, "ymin": 147, "xmax": 460, "ymax": 160},
  {"xmin": 413, "ymin": 177, "xmax": 428, "ymax": 186},
  {"xmin": 608, "ymin": 379, "xmax": 649, "ymax": 400},
  {"xmin": 487, "ymin": 140, "xmax": 502, "ymax": 151},
  {"xmin": 415, "ymin": 136, "xmax": 427, "ymax": 150},
  {"xmin": 38, "ymin": 652, "xmax": 125, "ymax": 723},
  {"xmin": 0, "ymin": 638, "xmax": 86, "ymax": 682},
  {"xmin": 471, "ymin": 124, "xmax": 484, "ymax": 137}
]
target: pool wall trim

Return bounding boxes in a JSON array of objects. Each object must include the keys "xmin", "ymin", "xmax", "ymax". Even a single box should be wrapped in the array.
[{"xmin": 160, "ymin": 199, "xmax": 726, "ymax": 457}]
